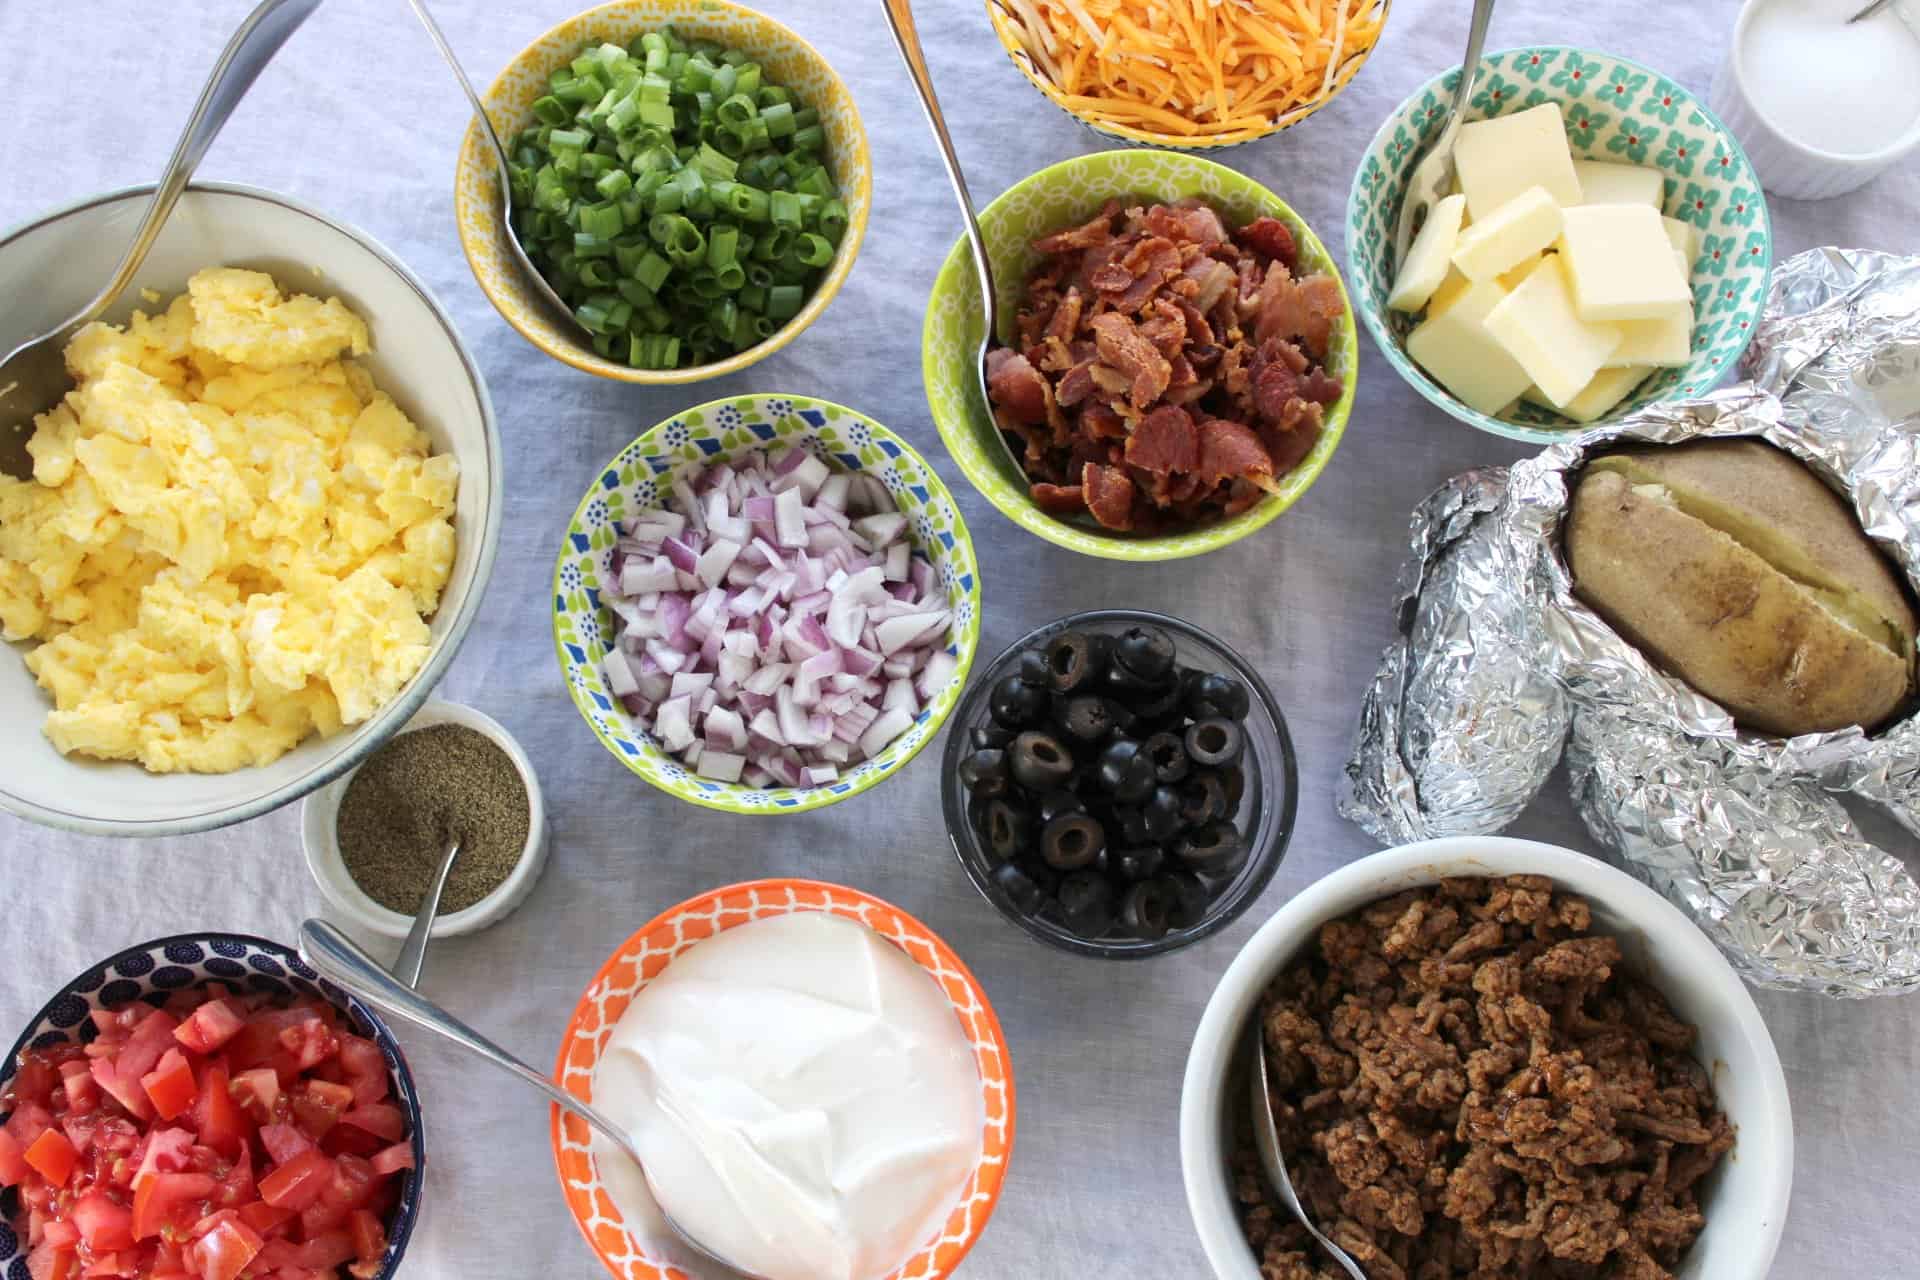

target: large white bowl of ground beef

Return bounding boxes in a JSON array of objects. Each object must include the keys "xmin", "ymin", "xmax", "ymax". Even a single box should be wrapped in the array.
[{"xmin": 1180, "ymin": 837, "xmax": 1792, "ymax": 1280}]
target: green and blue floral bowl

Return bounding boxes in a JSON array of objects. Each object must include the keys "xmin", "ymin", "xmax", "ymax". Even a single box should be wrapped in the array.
[
  {"xmin": 923, "ymin": 150, "xmax": 1357, "ymax": 561},
  {"xmin": 1348, "ymin": 46, "xmax": 1772, "ymax": 444},
  {"xmin": 552, "ymin": 395, "xmax": 981, "ymax": 815}
]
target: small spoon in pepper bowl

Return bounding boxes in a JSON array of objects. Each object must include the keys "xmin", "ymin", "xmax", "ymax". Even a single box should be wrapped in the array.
[
  {"xmin": 1247, "ymin": 1015, "xmax": 1366, "ymax": 1278},
  {"xmin": 390, "ymin": 840, "xmax": 461, "ymax": 990}
]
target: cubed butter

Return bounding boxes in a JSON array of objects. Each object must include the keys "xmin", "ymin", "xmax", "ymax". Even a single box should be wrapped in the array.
[
  {"xmin": 1573, "ymin": 159, "xmax": 1664, "ymax": 208},
  {"xmin": 1406, "ymin": 276, "xmax": 1534, "ymax": 415},
  {"xmin": 1484, "ymin": 256, "xmax": 1623, "ymax": 408},
  {"xmin": 1450, "ymin": 187, "xmax": 1564, "ymax": 283},
  {"xmin": 1555, "ymin": 204, "xmax": 1692, "ymax": 322},
  {"xmin": 1454, "ymin": 103, "xmax": 1584, "ymax": 219},
  {"xmin": 1604, "ymin": 299, "xmax": 1692, "ymax": 368},
  {"xmin": 1662, "ymin": 215, "xmax": 1698, "ymax": 263},
  {"xmin": 1523, "ymin": 365, "xmax": 1653, "ymax": 423},
  {"xmin": 1388, "ymin": 193, "xmax": 1468, "ymax": 312}
]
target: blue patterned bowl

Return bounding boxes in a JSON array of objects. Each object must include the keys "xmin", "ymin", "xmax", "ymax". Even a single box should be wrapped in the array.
[
  {"xmin": 1347, "ymin": 46, "xmax": 1772, "ymax": 443},
  {"xmin": 552, "ymin": 394, "xmax": 982, "ymax": 815},
  {"xmin": 0, "ymin": 933, "xmax": 425, "ymax": 1280}
]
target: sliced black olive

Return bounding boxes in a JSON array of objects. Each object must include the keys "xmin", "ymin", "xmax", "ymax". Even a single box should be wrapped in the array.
[
  {"xmin": 1114, "ymin": 805, "xmax": 1150, "ymax": 845},
  {"xmin": 1185, "ymin": 717, "xmax": 1245, "ymax": 768},
  {"xmin": 1128, "ymin": 678, "xmax": 1184, "ymax": 720},
  {"xmin": 1015, "ymin": 853, "xmax": 1062, "ymax": 897},
  {"xmin": 958, "ymin": 748, "xmax": 1008, "ymax": 798},
  {"xmin": 1097, "ymin": 737, "xmax": 1156, "ymax": 802},
  {"xmin": 1009, "ymin": 731, "xmax": 1074, "ymax": 791},
  {"xmin": 1179, "ymin": 772, "xmax": 1229, "ymax": 826},
  {"xmin": 1041, "ymin": 812, "xmax": 1106, "ymax": 871},
  {"xmin": 1057, "ymin": 871, "xmax": 1117, "ymax": 937},
  {"xmin": 1186, "ymin": 671, "xmax": 1251, "ymax": 722},
  {"xmin": 1044, "ymin": 631, "xmax": 1105, "ymax": 695},
  {"xmin": 1056, "ymin": 694, "xmax": 1116, "ymax": 743},
  {"xmin": 971, "ymin": 723, "xmax": 1014, "ymax": 750},
  {"xmin": 989, "ymin": 861, "xmax": 1045, "ymax": 915},
  {"xmin": 990, "ymin": 673, "xmax": 1048, "ymax": 728},
  {"xmin": 1142, "ymin": 785, "xmax": 1184, "ymax": 841},
  {"xmin": 1016, "ymin": 648, "xmax": 1052, "ymax": 687},
  {"xmin": 1174, "ymin": 820, "xmax": 1247, "ymax": 874},
  {"xmin": 1037, "ymin": 789, "xmax": 1086, "ymax": 825},
  {"xmin": 1121, "ymin": 880, "xmax": 1173, "ymax": 940},
  {"xmin": 1157, "ymin": 870, "xmax": 1213, "ymax": 928},
  {"xmin": 1222, "ymin": 763, "xmax": 1246, "ymax": 813},
  {"xmin": 1096, "ymin": 737, "xmax": 1140, "ymax": 788},
  {"xmin": 1102, "ymin": 660, "xmax": 1163, "ymax": 698},
  {"xmin": 1113, "ymin": 625, "xmax": 1176, "ymax": 681},
  {"xmin": 1142, "ymin": 731, "xmax": 1190, "ymax": 784},
  {"xmin": 980, "ymin": 797, "xmax": 1030, "ymax": 861},
  {"xmin": 1102, "ymin": 697, "xmax": 1139, "ymax": 737},
  {"xmin": 1112, "ymin": 844, "xmax": 1166, "ymax": 881}
]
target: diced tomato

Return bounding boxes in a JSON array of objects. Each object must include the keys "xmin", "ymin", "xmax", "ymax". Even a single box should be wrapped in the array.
[
  {"xmin": 89, "ymin": 1059, "xmax": 152, "ymax": 1124},
  {"xmin": 132, "ymin": 1171, "xmax": 216, "ymax": 1240},
  {"xmin": 228, "ymin": 1068, "xmax": 280, "ymax": 1125},
  {"xmin": 289, "ymin": 1080, "xmax": 353, "ymax": 1141},
  {"xmin": 132, "ymin": 1127, "xmax": 195, "ymax": 1186},
  {"xmin": 140, "ymin": 1050, "xmax": 198, "ymax": 1123},
  {"xmin": 58, "ymin": 1060, "xmax": 101, "ymax": 1115},
  {"xmin": 23, "ymin": 1128, "xmax": 78, "ymax": 1187},
  {"xmin": 276, "ymin": 1020, "xmax": 340, "ymax": 1074},
  {"xmin": 211, "ymin": 1139, "xmax": 254, "ymax": 1209},
  {"xmin": 257, "ymin": 1149, "xmax": 332, "ymax": 1211},
  {"xmin": 172, "ymin": 1001, "xmax": 245, "ymax": 1056},
  {"xmin": 188, "ymin": 1215, "xmax": 263, "ymax": 1280},
  {"xmin": 236, "ymin": 1198, "xmax": 295, "ymax": 1236},
  {"xmin": 0, "ymin": 1125, "xmax": 30, "ymax": 1185},
  {"xmin": 336, "ymin": 1104, "xmax": 403, "ymax": 1144},
  {"xmin": 257, "ymin": 1123, "xmax": 312, "ymax": 1166},
  {"xmin": 25, "ymin": 1239, "xmax": 74, "ymax": 1280},
  {"xmin": 290, "ymin": 1231, "xmax": 355, "ymax": 1271},
  {"xmin": 334, "ymin": 1038, "xmax": 389, "ymax": 1107},
  {"xmin": 298, "ymin": 1200, "xmax": 350, "ymax": 1239},
  {"xmin": 191, "ymin": 1063, "xmax": 247, "ymax": 1158},
  {"xmin": 319, "ymin": 1124, "xmax": 385, "ymax": 1159},
  {"xmin": 8, "ymin": 1101, "xmax": 55, "ymax": 1147},
  {"xmin": 368, "ymin": 1142, "xmax": 413, "ymax": 1177},
  {"xmin": 70, "ymin": 1191, "xmax": 135, "ymax": 1253},
  {"xmin": 346, "ymin": 1208, "xmax": 386, "ymax": 1265},
  {"xmin": 8, "ymin": 1053, "xmax": 65, "ymax": 1108}
]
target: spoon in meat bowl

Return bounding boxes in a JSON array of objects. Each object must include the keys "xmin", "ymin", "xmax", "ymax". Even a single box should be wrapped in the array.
[
  {"xmin": 298, "ymin": 918, "xmax": 774, "ymax": 1280},
  {"xmin": 881, "ymin": 0, "xmax": 1035, "ymax": 490},
  {"xmin": 0, "ymin": 0, "xmax": 320, "ymax": 478},
  {"xmin": 1391, "ymin": 0, "xmax": 1498, "ymax": 271},
  {"xmin": 1247, "ymin": 1016, "xmax": 1367, "ymax": 1278}
]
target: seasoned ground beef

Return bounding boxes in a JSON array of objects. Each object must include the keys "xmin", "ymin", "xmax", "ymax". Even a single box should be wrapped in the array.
[{"xmin": 1234, "ymin": 876, "xmax": 1731, "ymax": 1280}]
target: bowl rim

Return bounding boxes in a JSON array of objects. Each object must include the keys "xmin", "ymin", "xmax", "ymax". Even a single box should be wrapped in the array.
[
  {"xmin": 981, "ymin": 0, "xmax": 1395, "ymax": 149},
  {"xmin": 1345, "ymin": 43, "xmax": 1774, "ymax": 445},
  {"xmin": 546, "ymin": 876, "xmax": 1016, "ymax": 1280},
  {"xmin": 0, "ymin": 180, "xmax": 503, "ymax": 838},
  {"xmin": 0, "ymin": 930, "xmax": 428, "ymax": 1280},
  {"xmin": 943, "ymin": 607, "xmax": 1299, "ymax": 958},
  {"xmin": 451, "ymin": 0, "xmax": 872, "ymax": 385},
  {"xmin": 300, "ymin": 700, "xmax": 550, "ymax": 939},
  {"xmin": 922, "ymin": 149, "xmax": 1359, "ymax": 561},
  {"xmin": 550, "ymin": 392, "xmax": 982, "ymax": 814},
  {"xmin": 1177, "ymin": 835, "xmax": 1794, "ymax": 1280}
]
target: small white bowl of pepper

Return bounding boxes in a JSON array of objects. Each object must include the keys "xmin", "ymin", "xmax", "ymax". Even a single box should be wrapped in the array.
[{"xmin": 302, "ymin": 700, "xmax": 548, "ymax": 938}]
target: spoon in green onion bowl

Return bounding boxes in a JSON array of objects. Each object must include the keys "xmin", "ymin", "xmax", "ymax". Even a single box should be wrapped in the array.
[{"xmin": 403, "ymin": 0, "xmax": 589, "ymax": 339}]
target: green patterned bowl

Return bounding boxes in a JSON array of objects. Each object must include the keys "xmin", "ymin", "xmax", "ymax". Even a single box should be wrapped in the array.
[
  {"xmin": 551, "ymin": 394, "xmax": 981, "ymax": 814},
  {"xmin": 1348, "ymin": 46, "xmax": 1772, "ymax": 444},
  {"xmin": 923, "ymin": 151, "xmax": 1357, "ymax": 561}
]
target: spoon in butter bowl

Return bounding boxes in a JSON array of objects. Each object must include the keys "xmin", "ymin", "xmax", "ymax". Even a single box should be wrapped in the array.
[
  {"xmin": 1248, "ymin": 1016, "xmax": 1366, "ymax": 1279},
  {"xmin": 0, "ymin": 0, "xmax": 320, "ymax": 478},
  {"xmin": 298, "ymin": 919, "xmax": 772, "ymax": 1280},
  {"xmin": 1391, "ymin": 0, "xmax": 1497, "ymax": 272}
]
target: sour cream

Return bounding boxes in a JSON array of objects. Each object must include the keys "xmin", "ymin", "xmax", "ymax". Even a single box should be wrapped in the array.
[{"xmin": 590, "ymin": 912, "xmax": 983, "ymax": 1280}]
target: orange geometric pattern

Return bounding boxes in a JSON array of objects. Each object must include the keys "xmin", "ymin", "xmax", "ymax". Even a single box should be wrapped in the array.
[{"xmin": 549, "ymin": 879, "xmax": 1015, "ymax": 1280}]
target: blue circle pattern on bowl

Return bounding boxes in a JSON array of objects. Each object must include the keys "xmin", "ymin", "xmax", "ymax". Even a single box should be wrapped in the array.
[
  {"xmin": 1347, "ymin": 46, "xmax": 1773, "ymax": 444},
  {"xmin": 553, "ymin": 394, "xmax": 983, "ymax": 815},
  {"xmin": 0, "ymin": 934, "xmax": 425, "ymax": 1280}
]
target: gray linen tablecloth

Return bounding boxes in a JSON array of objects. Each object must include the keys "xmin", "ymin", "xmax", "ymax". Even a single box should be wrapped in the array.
[{"xmin": 3, "ymin": 1, "xmax": 1916, "ymax": 1275}]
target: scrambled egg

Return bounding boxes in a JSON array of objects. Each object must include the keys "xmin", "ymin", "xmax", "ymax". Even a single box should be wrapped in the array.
[{"xmin": 0, "ymin": 268, "xmax": 458, "ymax": 773}]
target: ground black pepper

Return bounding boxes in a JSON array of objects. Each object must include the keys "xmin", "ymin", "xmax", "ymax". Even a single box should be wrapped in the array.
[{"xmin": 336, "ymin": 723, "xmax": 531, "ymax": 914}]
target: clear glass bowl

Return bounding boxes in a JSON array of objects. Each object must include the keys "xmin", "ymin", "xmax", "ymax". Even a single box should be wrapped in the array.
[{"xmin": 941, "ymin": 609, "xmax": 1297, "ymax": 958}]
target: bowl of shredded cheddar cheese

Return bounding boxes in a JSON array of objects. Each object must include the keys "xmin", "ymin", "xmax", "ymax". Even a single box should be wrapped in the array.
[
  {"xmin": 986, "ymin": 0, "xmax": 1392, "ymax": 149},
  {"xmin": 0, "ymin": 182, "xmax": 501, "ymax": 836}
]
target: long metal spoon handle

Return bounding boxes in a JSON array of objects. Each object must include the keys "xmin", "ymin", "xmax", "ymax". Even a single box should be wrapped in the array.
[
  {"xmin": 1436, "ymin": 0, "xmax": 1498, "ymax": 156},
  {"xmin": 299, "ymin": 919, "xmax": 628, "ymax": 1148},
  {"xmin": 77, "ymin": 0, "xmax": 321, "ymax": 329},
  {"xmin": 403, "ymin": 0, "xmax": 513, "ymax": 180},
  {"xmin": 392, "ymin": 842, "xmax": 460, "ymax": 990},
  {"xmin": 1250, "ymin": 1022, "xmax": 1366, "ymax": 1279},
  {"xmin": 881, "ymin": 0, "xmax": 997, "ymax": 329}
]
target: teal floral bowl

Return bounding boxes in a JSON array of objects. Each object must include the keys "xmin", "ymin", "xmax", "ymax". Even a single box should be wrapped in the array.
[
  {"xmin": 923, "ymin": 150, "xmax": 1357, "ymax": 561},
  {"xmin": 552, "ymin": 395, "xmax": 981, "ymax": 814},
  {"xmin": 1348, "ymin": 46, "xmax": 1772, "ymax": 444}
]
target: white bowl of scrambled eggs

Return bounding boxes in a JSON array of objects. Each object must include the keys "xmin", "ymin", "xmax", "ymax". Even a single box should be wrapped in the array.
[{"xmin": 0, "ymin": 183, "xmax": 501, "ymax": 835}]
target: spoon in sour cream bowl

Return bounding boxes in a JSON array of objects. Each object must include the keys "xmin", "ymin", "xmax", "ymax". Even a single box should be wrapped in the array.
[{"xmin": 298, "ymin": 919, "xmax": 771, "ymax": 1280}]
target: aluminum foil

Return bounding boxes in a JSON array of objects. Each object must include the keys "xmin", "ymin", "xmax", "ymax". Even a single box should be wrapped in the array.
[{"xmin": 1340, "ymin": 247, "xmax": 1920, "ymax": 996}]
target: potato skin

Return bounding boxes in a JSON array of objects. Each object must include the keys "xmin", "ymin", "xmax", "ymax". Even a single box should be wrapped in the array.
[{"xmin": 1567, "ymin": 466, "xmax": 1913, "ymax": 737}]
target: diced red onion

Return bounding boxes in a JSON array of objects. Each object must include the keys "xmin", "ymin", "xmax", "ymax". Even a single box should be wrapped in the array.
[
  {"xmin": 858, "ymin": 706, "xmax": 914, "ymax": 759},
  {"xmin": 697, "ymin": 750, "xmax": 744, "ymax": 782}
]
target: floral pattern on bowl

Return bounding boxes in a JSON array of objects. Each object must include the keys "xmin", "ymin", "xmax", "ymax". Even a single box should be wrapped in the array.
[
  {"xmin": 552, "ymin": 395, "xmax": 981, "ymax": 815},
  {"xmin": 923, "ymin": 150, "xmax": 1357, "ymax": 561},
  {"xmin": 1347, "ymin": 46, "xmax": 1772, "ymax": 444}
]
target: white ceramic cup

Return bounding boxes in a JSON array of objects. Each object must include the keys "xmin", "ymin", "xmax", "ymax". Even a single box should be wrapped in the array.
[
  {"xmin": 1712, "ymin": 0, "xmax": 1920, "ymax": 199},
  {"xmin": 302, "ymin": 700, "xmax": 548, "ymax": 938},
  {"xmin": 1180, "ymin": 836, "xmax": 1793, "ymax": 1280}
]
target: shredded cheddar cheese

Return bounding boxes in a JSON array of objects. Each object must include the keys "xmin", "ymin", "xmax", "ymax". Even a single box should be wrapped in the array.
[{"xmin": 991, "ymin": 0, "xmax": 1387, "ymax": 143}]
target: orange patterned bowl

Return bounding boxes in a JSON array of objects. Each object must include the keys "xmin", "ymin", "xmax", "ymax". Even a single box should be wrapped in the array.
[{"xmin": 549, "ymin": 879, "xmax": 1015, "ymax": 1280}]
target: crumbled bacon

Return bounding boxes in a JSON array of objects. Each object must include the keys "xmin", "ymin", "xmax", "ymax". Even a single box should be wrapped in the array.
[{"xmin": 991, "ymin": 198, "xmax": 1345, "ymax": 531}]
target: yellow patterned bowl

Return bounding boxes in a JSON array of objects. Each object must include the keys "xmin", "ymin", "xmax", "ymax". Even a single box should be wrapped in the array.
[{"xmin": 453, "ymin": 0, "xmax": 871, "ymax": 384}]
